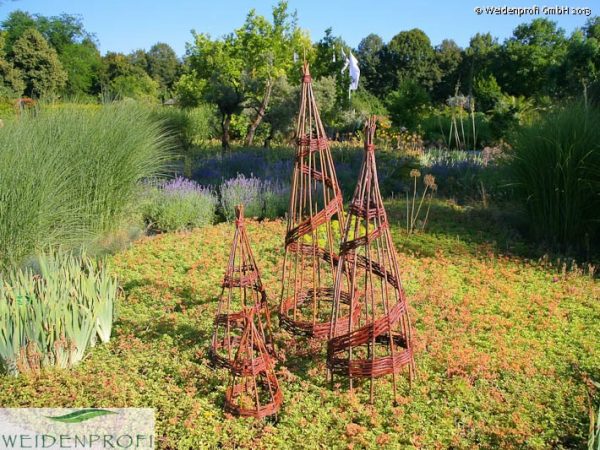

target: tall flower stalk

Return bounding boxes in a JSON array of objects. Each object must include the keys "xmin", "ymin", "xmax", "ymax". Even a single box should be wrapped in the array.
[{"xmin": 407, "ymin": 171, "xmax": 437, "ymax": 234}]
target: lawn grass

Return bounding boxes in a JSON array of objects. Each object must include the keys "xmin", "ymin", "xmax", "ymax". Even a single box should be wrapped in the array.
[{"xmin": 0, "ymin": 199, "xmax": 598, "ymax": 449}]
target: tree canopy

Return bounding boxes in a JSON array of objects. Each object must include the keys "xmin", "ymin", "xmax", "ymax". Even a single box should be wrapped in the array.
[
  {"xmin": 12, "ymin": 28, "xmax": 67, "ymax": 98},
  {"xmin": 0, "ymin": 5, "xmax": 598, "ymax": 144}
]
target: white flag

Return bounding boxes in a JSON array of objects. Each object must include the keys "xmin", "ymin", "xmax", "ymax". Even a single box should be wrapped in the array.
[{"xmin": 348, "ymin": 52, "xmax": 360, "ymax": 91}]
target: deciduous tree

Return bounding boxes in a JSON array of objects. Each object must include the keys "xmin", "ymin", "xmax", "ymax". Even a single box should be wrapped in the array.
[
  {"xmin": 356, "ymin": 33, "xmax": 384, "ymax": 95},
  {"xmin": 146, "ymin": 42, "xmax": 180, "ymax": 94},
  {"xmin": 380, "ymin": 28, "xmax": 439, "ymax": 93},
  {"xmin": 12, "ymin": 28, "xmax": 66, "ymax": 98}
]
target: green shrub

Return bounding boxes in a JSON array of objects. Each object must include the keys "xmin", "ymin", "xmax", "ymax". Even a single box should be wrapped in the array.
[
  {"xmin": 387, "ymin": 79, "xmax": 430, "ymax": 130},
  {"xmin": 420, "ymin": 107, "xmax": 492, "ymax": 149},
  {"xmin": 151, "ymin": 105, "xmax": 216, "ymax": 151},
  {"xmin": 262, "ymin": 179, "xmax": 290, "ymax": 219},
  {"xmin": 0, "ymin": 251, "xmax": 118, "ymax": 375},
  {"xmin": 0, "ymin": 102, "xmax": 170, "ymax": 269},
  {"xmin": 508, "ymin": 103, "xmax": 600, "ymax": 251},
  {"xmin": 141, "ymin": 177, "xmax": 217, "ymax": 232}
]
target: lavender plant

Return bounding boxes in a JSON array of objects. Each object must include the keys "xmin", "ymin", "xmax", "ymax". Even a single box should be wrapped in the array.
[
  {"xmin": 220, "ymin": 174, "xmax": 263, "ymax": 221},
  {"xmin": 142, "ymin": 176, "xmax": 217, "ymax": 232},
  {"xmin": 220, "ymin": 174, "xmax": 290, "ymax": 221}
]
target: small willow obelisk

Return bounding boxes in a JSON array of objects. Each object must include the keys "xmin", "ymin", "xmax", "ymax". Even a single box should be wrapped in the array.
[{"xmin": 210, "ymin": 205, "xmax": 273, "ymax": 369}]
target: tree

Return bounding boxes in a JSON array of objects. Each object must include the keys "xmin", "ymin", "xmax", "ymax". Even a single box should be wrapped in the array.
[
  {"xmin": 380, "ymin": 29, "xmax": 440, "ymax": 94},
  {"xmin": 110, "ymin": 73, "xmax": 159, "ymax": 101},
  {"xmin": 182, "ymin": 1, "xmax": 308, "ymax": 148},
  {"xmin": 312, "ymin": 28, "xmax": 351, "ymax": 109},
  {"xmin": 433, "ymin": 39, "xmax": 463, "ymax": 102},
  {"xmin": 584, "ymin": 16, "xmax": 600, "ymax": 40},
  {"xmin": 1, "ymin": 11, "xmax": 102, "ymax": 97},
  {"xmin": 0, "ymin": 10, "xmax": 36, "ymax": 54},
  {"xmin": 386, "ymin": 79, "xmax": 430, "ymax": 129},
  {"xmin": 356, "ymin": 33, "xmax": 384, "ymax": 95},
  {"xmin": 462, "ymin": 33, "xmax": 500, "ymax": 97},
  {"xmin": 183, "ymin": 32, "xmax": 245, "ymax": 149},
  {"xmin": 235, "ymin": 1, "xmax": 309, "ymax": 145},
  {"xmin": 128, "ymin": 49, "xmax": 149, "ymax": 72},
  {"xmin": 473, "ymin": 74, "xmax": 503, "ymax": 112},
  {"xmin": 12, "ymin": 28, "xmax": 66, "ymax": 98},
  {"xmin": 174, "ymin": 72, "xmax": 205, "ymax": 107},
  {"xmin": 0, "ymin": 31, "xmax": 24, "ymax": 97},
  {"xmin": 499, "ymin": 19, "xmax": 567, "ymax": 97},
  {"xmin": 262, "ymin": 76, "xmax": 298, "ymax": 146},
  {"xmin": 562, "ymin": 28, "xmax": 600, "ymax": 100},
  {"xmin": 35, "ymin": 13, "xmax": 93, "ymax": 53},
  {"xmin": 59, "ymin": 38, "xmax": 102, "ymax": 97},
  {"xmin": 312, "ymin": 28, "xmax": 347, "ymax": 78},
  {"xmin": 103, "ymin": 52, "xmax": 137, "ymax": 81},
  {"xmin": 102, "ymin": 51, "xmax": 158, "ymax": 101},
  {"xmin": 311, "ymin": 75, "xmax": 338, "ymax": 127},
  {"xmin": 146, "ymin": 42, "xmax": 180, "ymax": 95}
]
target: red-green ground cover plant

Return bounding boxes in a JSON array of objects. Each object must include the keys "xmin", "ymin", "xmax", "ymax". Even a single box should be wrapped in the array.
[{"xmin": 0, "ymin": 199, "xmax": 598, "ymax": 449}]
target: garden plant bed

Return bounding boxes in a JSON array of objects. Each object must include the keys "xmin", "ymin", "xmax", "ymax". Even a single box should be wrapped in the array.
[{"xmin": 0, "ymin": 199, "xmax": 597, "ymax": 449}]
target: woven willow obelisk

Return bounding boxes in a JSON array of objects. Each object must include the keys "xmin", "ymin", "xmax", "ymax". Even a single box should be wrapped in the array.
[
  {"xmin": 279, "ymin": 62, "xmax": 358, "ymax": 340},
  {"xmin": 224, "ymin": 307, "xmax": 283, "ymax": 419},
  {"xmin": 210, "ymin": 205, "xmax": 273, "ymax": 369},
  {"xmin": 327, "ymin": 116, "xmax": 415, "ymax": 403}
]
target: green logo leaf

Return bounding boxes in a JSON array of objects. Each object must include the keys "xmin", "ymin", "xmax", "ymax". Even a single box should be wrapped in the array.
[{"xmin": 45, "ymin": 409, "xmax": 117, "ymax": 423}]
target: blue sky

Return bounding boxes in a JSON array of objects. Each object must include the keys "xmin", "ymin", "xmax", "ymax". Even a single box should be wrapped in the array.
[{"xmin": 0, "ymin": 0, "xmax": 595, "ymax": 56}]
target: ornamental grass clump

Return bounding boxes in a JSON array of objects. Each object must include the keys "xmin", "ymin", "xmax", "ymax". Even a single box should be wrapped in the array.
[
  {"xmin": 0, "ymin": 102, "xmax": 170, "ymax": 269},
  {"xmin": 0, "ymin": 252, "xmax": 118, "ymax": 376},
  {"xmin": 142, "ymin": 176, "xmax": 217, "ymax": 232},
  {"xmin": 509, "ymin": 103, "xmax": 600, "ymax": 252}
]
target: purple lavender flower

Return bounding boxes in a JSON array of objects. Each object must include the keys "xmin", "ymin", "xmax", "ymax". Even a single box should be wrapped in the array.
[
  {"xmin": 220, "ymin": 174, "xmax": 263, "ymax": 220},
  {"xmin": 162, "ymin": 176, "xmax": 212, "ymax": 196}
]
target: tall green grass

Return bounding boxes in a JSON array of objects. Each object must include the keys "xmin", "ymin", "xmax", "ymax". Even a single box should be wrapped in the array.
[
  {"xmin": 509, "ymin": 103, "xmax": 600, "ymax": 252},
  {"xmin": 0, "ymin": 103, "xmax": 171, "ymax": 268}
]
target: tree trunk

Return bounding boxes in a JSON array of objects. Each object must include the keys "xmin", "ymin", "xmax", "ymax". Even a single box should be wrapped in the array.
[
  {"xmin": 221, "ymin": 113, "xmax": 231, "ymax": 151},
  {"xmin": 263, "ymin": 124, "xmax": 274, "ymax": 149},
  {"xmin": 245, "ymin": 81, "xmax": 272, "ymax": 146}
]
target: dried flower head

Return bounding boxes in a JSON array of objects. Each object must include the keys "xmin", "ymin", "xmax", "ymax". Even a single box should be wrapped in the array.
[
  {"xmin": 424, "ymin": 174, "xmax": 436, "ymax": 187},
  {"xmin": 431, "ymin": 183, "xmax": 438, "ymax": 192},
  {"xmin": 410, "ymin": 169, "xmax": 421, "ymax": 178}
]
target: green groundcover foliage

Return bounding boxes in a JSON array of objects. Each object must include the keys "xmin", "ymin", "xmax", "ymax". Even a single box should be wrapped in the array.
[{"xmin": 0, "ymin": 205, "xmax": 597, "ymax": 448}]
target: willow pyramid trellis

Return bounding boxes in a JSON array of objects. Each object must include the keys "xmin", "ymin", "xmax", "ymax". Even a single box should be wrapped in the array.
[
  {"xmin": 224, "ymin": 307, "xmax": 283, "ymax": 419},
  {"xmin": 327, "ymin": 116, "xmax": 415, "ymax": 403},
  {"xmin": 279, "ymin": 62, "xmax": 359, "ymax": 339},
  {"xmin": 210, "ymin": 205, "xmax": 273, "ymax": 370}
]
